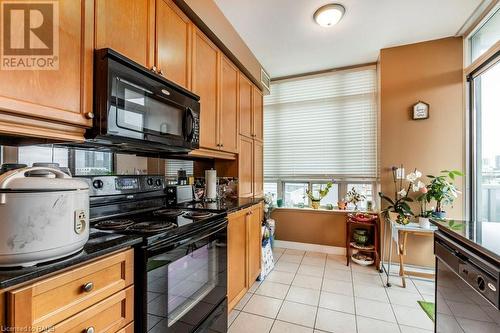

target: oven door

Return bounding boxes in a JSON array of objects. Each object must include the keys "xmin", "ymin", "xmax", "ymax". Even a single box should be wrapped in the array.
[{"xmin": 139, "ymin": 220, "xmax": 228, "ymax": 333}]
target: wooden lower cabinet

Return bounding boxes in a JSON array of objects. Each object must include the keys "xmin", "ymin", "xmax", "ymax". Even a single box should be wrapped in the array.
[
  {"xmin": 227, "ymin": 209, "xmax": 248, "ymax": 310},
  {"xmin": 5, "ymin": 249, "xmax": 134, "ymax": 333},
  {"xmin": 227, "ymin": 203, "xmax": 263, "ymax": 311}
]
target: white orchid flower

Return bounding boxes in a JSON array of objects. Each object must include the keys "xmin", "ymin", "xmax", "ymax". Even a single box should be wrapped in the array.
[
  {"xmin": 412, "ymin": 180, "xmax": 425, "ymax": 192},
  {"xmin": 398, "ymin": 189, "xmax": 407, "ymax": 197},
  {"xmin": 406, "ymin": 170, "xmax": 422, "ymax": 183}
]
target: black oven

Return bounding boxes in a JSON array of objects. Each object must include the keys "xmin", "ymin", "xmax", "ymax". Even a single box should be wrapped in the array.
[
  {"xmin": 88, "ymin": 48, "xmax": 200, "ymax": 155},
  {"xmin": 136, "ymin": 218, "xmax": 228, "ymax": 333}
]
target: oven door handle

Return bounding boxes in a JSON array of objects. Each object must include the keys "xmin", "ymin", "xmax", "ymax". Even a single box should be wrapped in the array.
[{"xmin": 145, "ymin": 220, "xmax": 227, "ymax": 253}]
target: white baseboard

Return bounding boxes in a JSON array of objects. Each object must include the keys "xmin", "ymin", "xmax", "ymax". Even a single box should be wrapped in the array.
[{"xmin": 273, "ymin": 240, "xmax": 346, "ymax": 255}]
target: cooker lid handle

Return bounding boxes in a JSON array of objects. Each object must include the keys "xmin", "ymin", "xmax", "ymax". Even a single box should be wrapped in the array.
[{"xmin": 0, "ymin": 167, "xmax": 71, "ymax": 189}]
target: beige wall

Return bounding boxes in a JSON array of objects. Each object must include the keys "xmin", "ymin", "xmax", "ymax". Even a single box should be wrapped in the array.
[
  {"xmin": 380, "ymin": 37, "xmax": 465, "ymax": 267},
  {"xmin": 272, "ymin": 209, "xmax": 347, "ymax": 248}
]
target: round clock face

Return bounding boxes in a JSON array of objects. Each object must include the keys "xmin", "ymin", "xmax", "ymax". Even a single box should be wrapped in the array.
[{"xmin": 413, "ymin": 102, "xmax": 429, "ymax": 120}]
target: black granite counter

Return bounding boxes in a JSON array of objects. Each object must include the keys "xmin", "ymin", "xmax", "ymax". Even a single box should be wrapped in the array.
[
  {"xmin": 0, "ymin": 232, "xmax": 142, "ymax": 289},
  {"xmin": 178, "ymin": 197, "xmax": 264, "ymax": 213},
  {"xmin": 431, "ymin": 219, "xmax": 500, "ymax": 264}
]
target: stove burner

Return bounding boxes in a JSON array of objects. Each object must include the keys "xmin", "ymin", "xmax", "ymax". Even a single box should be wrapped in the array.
[
  {"xmin": 94, "ymin": 219, "xmax": 135, "ymax": 230},
  {"xmin": 153, "ymin": 209, "xmax": 184, "ymax": 217},
  {"xmin": 126, "ymin": 221, "xmax": 176, "ymax": 234},
  {"xmin": 183, "ymin": 211, "xmax": 213, "ymax": 219}
]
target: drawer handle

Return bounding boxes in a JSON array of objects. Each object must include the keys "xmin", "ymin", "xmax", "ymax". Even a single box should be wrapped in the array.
[
  {"xmin": 82, "ymin": 282, "xmax": 94, "ymax": 293},
  {"xmin": 85, "ymin": 326, "xmax": 95, "ymax": 333}
]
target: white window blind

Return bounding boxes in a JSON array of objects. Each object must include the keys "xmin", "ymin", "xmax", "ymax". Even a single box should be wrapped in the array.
[
  {"xmin": 264, "ymin": 66, "xmax": 378, "ymax": 179},
  {"xmin": 165, "ymin": 159, "xmax": 194, "ymax": 177}
]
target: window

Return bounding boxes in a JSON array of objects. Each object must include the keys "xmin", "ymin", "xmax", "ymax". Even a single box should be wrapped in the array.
[
  {"xmin": 73, "ymin": 150, "xmax": 113, "ymax": 175},
  {"xmin": 18, "ymin": 146, "xmax": 69, "ymax": 167},
  {"xmin": 470, "ymin": 8, "xmax": 499, "ymax": 63},
  {"xmin": 264, "ymin": 66, "xmax": 377, "ymax": 179},
  {"xmin": 471, "ymin": 57, "xmax": 500, "ymax": 223},
  {"xmin": 284, "ymin": 183, "xmax": 308, "ymax": 207},
  {"xmin": 264, "ymin": 182, "xmax": 278, "ymax": 203},
  {"xmin": 312, "ymin": 183, "xmax": 339, "ymax": 206},
  {"xmin": 346, "ymin": 183, "xmax": 373, "ymax": 210},
  {"xmin": 165, "ymin": 159, "xmax": 194, "ymax": 178}
]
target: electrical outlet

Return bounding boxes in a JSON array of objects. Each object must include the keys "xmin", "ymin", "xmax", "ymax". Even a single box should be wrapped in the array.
[{"xmin": 74, "ymin": 209, "xmax": 87, "ymax": 234}]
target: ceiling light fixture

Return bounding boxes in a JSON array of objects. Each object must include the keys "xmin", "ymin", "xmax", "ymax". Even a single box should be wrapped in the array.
[{"xmin": 313, "ymin": 4, "xmax": 345, "ymax": 27}]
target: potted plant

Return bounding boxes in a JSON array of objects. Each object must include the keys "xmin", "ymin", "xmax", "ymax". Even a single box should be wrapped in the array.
[
  {"xmin": 424, "ymin": 170, "xmax": 463, "ymax": 219},
  {"xmin": 379, "ymin": 168, "xmax": 425, "ymax": 224},
  {"xmin": 306, "ymin": 182, "xmax": 333, "ymax": 209},
  {"xmin": 345, "ymin": 187, "xmax": 366, "ymax": 211}
]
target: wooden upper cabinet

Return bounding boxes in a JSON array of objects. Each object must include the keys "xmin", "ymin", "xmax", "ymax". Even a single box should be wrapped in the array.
[
  {"xmin": 253, "ymin": 140, "xmax": 264, "ymax": 197},
  {"xmin": 192, "ymin": 28, "xmax": 219, "ymax": 151},
  {"xmin": 239, "ymin": 136, "xmax": 254, "ymax": 197},
  {"xmin": 156, "ymin": 0, "xmax": 192, "ymax": 89},
  {"xmin": 252, "ymin": 86, "xmax": 264, "ymax": 141},
  {"xmin": 0, "ymin": 0, "xmax": 93, "ymax": 132},
  {"xmin": 219, "ymin": 56, "xmax": 238, "ymax": 153},
  {"xmin": 227, "ymin": 209, "xmax": 247, "ymax": 308},
  {"xmin": 95, "ymin": 0, "xmax": 152, "ymax": 67},
  {"xmin": 239, "ymin": 74, "xmax": 253, "ymax": 138}
]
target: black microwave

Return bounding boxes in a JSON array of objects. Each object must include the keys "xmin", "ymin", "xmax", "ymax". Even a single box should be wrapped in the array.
[{"xmin": 87, "ymin": 48, "xmax": 200, "ymax": 155}]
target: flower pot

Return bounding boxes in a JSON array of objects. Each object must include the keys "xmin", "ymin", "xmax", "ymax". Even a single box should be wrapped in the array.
[
  {"xmin": 311, "ymin": 200, "xmax": 320, "ymax": 209},
  {"xmin": 388, "ymin": 211, "xmax": 399, "ymax": 222},
  {"xmin": 419, "ymin": 217, "xmax": 431, "ymax": 229},
  {"xmin": 433, "ymin": 211, "xmax": 446, "ymax": 219},
  {"xmin": 338, "ymin": 200, "xmax": 347, "ymax": 210},
  {"xmin": 352, "ymin": 229, "xmax": 370, "ymax": 246}
]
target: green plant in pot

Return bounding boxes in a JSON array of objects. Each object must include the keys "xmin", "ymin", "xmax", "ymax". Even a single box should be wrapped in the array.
[
  {"xmin": 424, "ymin": 170, "xmax": 463, "ymax": 219},
  {"xmin": 306, "ymin": 182, "xmax": 333, "ymax": 209}
]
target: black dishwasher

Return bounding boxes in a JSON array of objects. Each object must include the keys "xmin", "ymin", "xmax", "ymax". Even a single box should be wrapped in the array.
[{"xmin": 434, "ymin": 231, "xmax": 500, "ymax": 333}]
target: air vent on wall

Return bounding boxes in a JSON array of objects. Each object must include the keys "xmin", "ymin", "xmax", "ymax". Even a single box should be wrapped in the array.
[{"xmin": 261, "ymin": 68, "xmax": 271, "ymax": 95}]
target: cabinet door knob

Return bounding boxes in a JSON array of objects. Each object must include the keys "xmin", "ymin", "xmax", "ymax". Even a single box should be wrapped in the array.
[
  {"xmin": 151, "ymin": 65, "xmax": 158, "ymax": 73},
  {"xmin": 85, "ymin": 112, "xmax": 94, "ymax": 119},
  {"xmin": 85, "ymin": 326, "xmax": 95, "ymax": 333},
  {"xmin": 82, "ymin": 282, "xmax": 94, "ymax": 292}
]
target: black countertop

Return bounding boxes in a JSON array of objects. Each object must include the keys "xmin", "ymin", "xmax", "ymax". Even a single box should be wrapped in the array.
[
  {"xmin": 431, "ymin": 219, "xmax": 500, "ymax": 264},
  {"xmin": 0, "ymin": 232, "xmax": 142, "ymax": 289},
  {"xmin": 177, "ymin": 197, "xmax": 264, "ymax": 213}
]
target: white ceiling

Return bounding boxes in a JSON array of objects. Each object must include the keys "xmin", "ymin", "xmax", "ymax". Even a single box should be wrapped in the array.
[{"xmin": 214, "ymin": 0, "xmax": 483, "ymax": 78}]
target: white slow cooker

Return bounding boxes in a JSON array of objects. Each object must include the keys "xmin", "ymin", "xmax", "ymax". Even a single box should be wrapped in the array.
[{"xmin": 0, "ymin": 167, "xmax": 89, "ymax": 267}]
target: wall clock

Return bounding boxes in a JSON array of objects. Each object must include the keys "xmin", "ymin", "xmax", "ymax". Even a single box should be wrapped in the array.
[{"xmin": 412, "ymin": 101, "xmax": 429, "ymax": 120}]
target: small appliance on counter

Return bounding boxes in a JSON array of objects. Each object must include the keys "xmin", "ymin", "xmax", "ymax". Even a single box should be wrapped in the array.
[
  {"xmin": 165, "ymin": 184, "xmax": 193, "ymax": 205},
  {"xmin": 0, "ymin": 163, "xmax": 27, "ymax": 175},
  {"xmin": 82, "ymin": 175, "xmax": 228, "ymax": 333},
  {"xmin": 0, "ymin": 167, "xmax": 89, "ymax": 267},
  {"xmin": 177, "ymin": 168, "xmax": 188, "ymax": 185}
]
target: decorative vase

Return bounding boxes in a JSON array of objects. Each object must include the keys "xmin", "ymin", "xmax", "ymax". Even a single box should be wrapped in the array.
[
  {"xmin": 433, "ymin": 211, "xmax": 446, "ymax": 219},
  {"xmin": 311, "ymin": 200, "xmax": 320, "ymax": 209},
  {"xmin": 352, "ymin": 229, "xmax": 369, "ymax": 246},
  {"xmin": 419, "ymin": 217, "xmax": 430, "ymax": 229},
  {"xmin": 338, "ymin": 200, "xmax": 347, "ymax": 210},
  {"xmin": 388, "ymin": 211, "xmax": 399, "ymax": 222}
]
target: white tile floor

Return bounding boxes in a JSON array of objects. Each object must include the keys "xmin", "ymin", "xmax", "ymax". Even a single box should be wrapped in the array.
[{"xmin": 229, "ymin": 247, "xmax": 436, "ymax": 333}]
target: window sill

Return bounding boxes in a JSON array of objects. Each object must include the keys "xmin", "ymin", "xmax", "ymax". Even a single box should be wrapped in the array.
[{"xmin": 273, "ymin": 207, "xmax": 379, "ymax": 215}]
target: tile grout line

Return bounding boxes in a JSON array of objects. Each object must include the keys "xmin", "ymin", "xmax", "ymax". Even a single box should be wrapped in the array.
[{"xmin": 312, "ymin": 254, "xmax": 326, "ymax": 330}]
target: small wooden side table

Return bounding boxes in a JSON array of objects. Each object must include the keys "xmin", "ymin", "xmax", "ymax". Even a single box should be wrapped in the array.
[{"xmin": 345, "ymin": 213, "xmax": 380, "ymax": 270}]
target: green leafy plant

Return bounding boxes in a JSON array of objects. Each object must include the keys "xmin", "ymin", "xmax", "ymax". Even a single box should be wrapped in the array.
[
  {"xmin": 379, "ymin": 192, "xmax": 414, "ymax": 217},
  {"xmin": 379, "ymin": 168, "xmax": 424, "ymax": 219},
  {"xmin": 424, "ymin": 170, "xmax": 463, "ymax": 213},
  {"xmin": 306, "ymin": 182, "xmax": 333, "ymax": 202}
]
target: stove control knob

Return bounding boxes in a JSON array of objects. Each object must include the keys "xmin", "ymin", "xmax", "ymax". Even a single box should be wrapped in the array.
[
  {"xmin": 155, "ymin": 179, "xmax": 162, "ymax": 187},
  {"xmin": 92, "ymin": 179, "xmax": 103, "ymax": 189},
  {"xmin": 147, "ymin": 178, "xmax": 154, "ymax": 186}
]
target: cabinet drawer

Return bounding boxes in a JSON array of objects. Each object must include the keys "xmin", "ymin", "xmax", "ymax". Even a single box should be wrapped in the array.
[
  {"xmin": 49, "ymin": 286, "xmax": 133, "ymax": 332},
  {"xmin": 7, "ymin": 249, "xmax": 133, "ymax": 329}
]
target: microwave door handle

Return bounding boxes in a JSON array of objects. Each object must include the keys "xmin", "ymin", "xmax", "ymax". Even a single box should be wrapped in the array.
[{"xmin": 183, "ymin": 107, "xmax": 195, "ymax": 141}]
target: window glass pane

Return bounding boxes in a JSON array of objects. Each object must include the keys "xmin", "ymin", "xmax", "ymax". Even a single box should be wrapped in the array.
[
  {"xmin": 18, "ymin": 146, "xmax": 68, "ymax": 167},
  {"xmin": 312, "ymin": 183, "xmax": 339, "ymax": 206},
  {"xmin": 264, "ymin": 182, "xmax": 278, "ymax": 203},
  {"xmin": 346, "ymin": 183, "xmax": 373, "ymax": 210},
  {"xmin": 470, "ymin": 8, "xmax": 500, "ymax": 63},
  {"xmin": 165, "ymin": 159, "xmax": 194, "ymax": 178},
  {"xmin": 474, "ymin": 60, "xmax": 500, "ymax": 223},
  {"xmin": 284, "ymin": 183, "xmax": 308, "ymax": 207},
  {"xmin": 74, "ymin": 150, "xmax": 113, "ymax": 175}
]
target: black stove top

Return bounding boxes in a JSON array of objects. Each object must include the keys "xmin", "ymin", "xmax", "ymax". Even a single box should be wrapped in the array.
[{"xmin": 91, "ymin": 208, "xmax": 226, "ymax": 246}]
